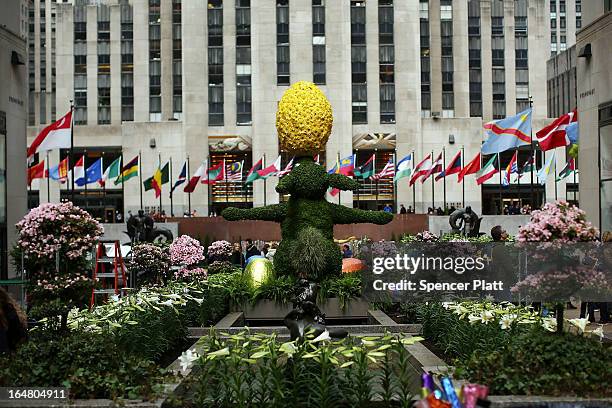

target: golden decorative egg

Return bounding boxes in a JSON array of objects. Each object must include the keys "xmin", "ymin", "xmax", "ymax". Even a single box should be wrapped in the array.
[{"xmin": 276, "ymin": 81, "xmax": 333, "ymax": 155}]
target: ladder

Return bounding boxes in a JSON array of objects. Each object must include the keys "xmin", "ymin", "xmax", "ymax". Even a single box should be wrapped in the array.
[{"xmin": 90, "ymin": 240, "xmax": 128, "ymax": 307}]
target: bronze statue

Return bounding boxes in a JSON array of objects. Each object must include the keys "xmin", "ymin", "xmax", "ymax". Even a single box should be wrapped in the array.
[
  {"xmin": 284, "ymin": 279, "xmax": 348, "ymax": 342},
  {"xmin": 449, "ymin": 206, "xmax": 482, "ymax": 237},
  {"xmin": 125, "ymin": 210, "xmax": 173, "ymax": 244}
]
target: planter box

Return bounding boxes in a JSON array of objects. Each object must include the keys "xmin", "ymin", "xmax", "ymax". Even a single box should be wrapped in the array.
[{"xmin": 235, "ymin": 298, "xmax": 369, "ymax": 321}]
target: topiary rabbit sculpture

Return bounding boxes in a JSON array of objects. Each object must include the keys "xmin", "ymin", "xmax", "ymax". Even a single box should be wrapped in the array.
[{"xmin": 222, "ymin": 157, "xmax": 393, "ymax": 281}]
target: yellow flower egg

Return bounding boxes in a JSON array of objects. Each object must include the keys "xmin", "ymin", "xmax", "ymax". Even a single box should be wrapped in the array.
[{"xmin": 276, "ymin": 81, "xmax": 333, "ymax": 155}]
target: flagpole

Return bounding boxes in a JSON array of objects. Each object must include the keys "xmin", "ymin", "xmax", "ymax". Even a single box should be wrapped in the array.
[
  {"xmin": 158, "ymin": 153, "xmax": 163, "ymax": 213},
  {"xmin": 70, "ymin": 100, "xmax": 75, "ymax": 203},
  {"xmin": 573, "ymin": 160, "xmax": 577, "ymax": 204},
  {"xmin": 529, "ymin": 96, "xmax": 535, "ymax": 209},
  {"xmin": 374, "ymin": 149, "xmax": 378, "ymax": 210},
  {"xmin": 120, "ymin": 151, "xmax": 125, "ymax": 217},
  {"xmin": 242, "ymin": 156, "xmax": 247, "ymax": 209},
  {"xmin": 263, "ymin": 153, "xmax": 267, "ymax": 207},
  {"xmin": 46, "ymin": 152, "xmax": 50, "ymax": 203},
  {"xmin": 101, "ymin": 152, "xmax": 105, "ymax": 211},
  {"xmin": 207, "ymin": 155, "xmax": 212, "ymax": 215},
  {"xmin": 337, "ymin": 151, "xmax": 341, "ymax": 205},
  {"xmin": 169, "ymin": 156, "xmax": 174, "ymax": 216},
  {"xmin": 442, "ymin": 147, "xmax": 446, "ymax": 213},
  {"xmin": 224, "ymin": 155, "xmax": 229, "ymax": 204},
  {"xmin": 187, "ymin": 156, "xmax": 191, "ymax": 215},
  {"xmin": 412, "ymin": 149, "xmax": 416, "ymax": 212},
  {"xmin": 461, "ymin": 146, "xmax": 465, "ymax": 208},
  {"xmin": 431, "ymin": 150, "xmax": 434, "ymax": 211},
  {"xmin": 355, "ymin": 151, "xmax": 360, "ymax": 209},
  {"xmin": 516, "ymin": 149, "xmax": 521, "ymax": 205},
  {"xmin": 83, "ymin": 150, "xmax": 88, "ymax": 212},
  {"xmin": 554, "ymin": 154, "xmax": 558, "ymax": 201},
  {"xmin": 139, "ymin": 150, "xmax": 143, "ymax": 210},
  {"xmin": 496, "ymin": 153, "xmax": 502, "ymax": 214},
  {"xmin": 392, "ymin": 151, "xmax": 397, "ymax": 212}
]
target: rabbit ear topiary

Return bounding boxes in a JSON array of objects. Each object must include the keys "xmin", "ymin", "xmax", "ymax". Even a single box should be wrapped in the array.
[{"xmin": 222, "ymin": 83, "xmax": 393, "ymax": 281}]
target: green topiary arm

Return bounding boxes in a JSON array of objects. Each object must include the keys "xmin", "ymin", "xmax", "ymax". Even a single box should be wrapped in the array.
[
  {"xmin": 222, "ymin": 203, "xmax": 287, "ymax": 223},
  {"xmin": 329, "ymin": 203, "xmax": 394, "ymax": 225},
  {"xmin": 327, "ymin": 173, "xmax": 360, "ymax": 191}
]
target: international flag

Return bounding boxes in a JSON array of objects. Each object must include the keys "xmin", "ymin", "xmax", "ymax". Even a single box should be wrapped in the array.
[
  {"xmin": 475, "ymin": 154, "xmax": 499, "ymax": 185},
  {"xmin": 504, "ymin": 150, "xmax": 518, "ymax": 184},
  {"xmin": 458, "ymin": 152, "xmax": 481, "ymax": 183},
  {"xmin": 257, "ymin": 156, "xmax": 282, "ymax": 178},
  {"xmin": 203, "ymin": 161, "xmax": 226, "ymax": 184},
  {"xmin": 409, "ymin": 154, "xmax": 432, "ymax": 186},
  {"xmin": 184, "ymin": 162, "xmax": 205, "ymax": 193},
  {"xmin": 422, "ymin": 152, "xmax": 443, "ymax": 182},
  {"xmin": 518, "ymin": 155, "xmax": 535, "ymax": 179},
  {"xmin": 436, "ymin": 151, "xmax": 462, "ymax": 181},
  {"xmin": 313, "ymin": 154, "xmax": 320, "ymax": 165},
  {"xmin": 328, "ymin": 156, "xmax": 340, "ymax": 175},
  {"xmin": 537, "ymin": 151, "xmax": 556, "ymax": 185},
  {"xmin": 481, "ymin": 108, "xmax": 532, "ymax": 154},
  {"xmin": 246, "ymin": 158, "xmax": 263, "ymax": 184},
  {"xmin": 372, "ymin": 159, "xmax": 395, "ymax": 180},
  {"xmin": 226, "ymin": 160, "xmax": 244, "ymax": 181},
  {"xmin": 27, "ymin": 110, "xmax": 72, "ymax": 161},
  {"xmin": 27, "ymin": 160, "xmax": 45, "ymax": 186},
  {"xmin": 76, "ymin": 157, "xmax": 103, "ymax": 186},
  {"xmin": 143, "ymin": 176, "xmax": 154, "ymax": 192},
  {"xmin": 100, "ymin": 156, "xmax": 121, "ymax": 187},
  {"xmin": 354, "ymin": 154, "xmax": 375, "ymax": 179},
  {"xmin": 536, "ymin": 110, "xmax": 577, "ymax": 151},
  {"xmin": 152, "ymin": 161, "xmax": 170, "ymax": 198},
  {"xmin": 339, "ymin": 155, "xmax": 355, "ymax": 176},
  {"xmin": 501, "ymin": 171, "xmax": 510, "ymax": 188},
  {"xmin": 73, "ymin": 156, "xmax": 86, "ymax": 186},
  {"xmin": 556, "ymin": 158, "xmax": 576, "ymax": 181},
  {"xmin": 278, "ymin": 158, "xmax": 294, "ymax": 177},
  {"xmin": 394, "ymin": 154, "xmax": 413, "ymax": 182},
  {"xmin": 566, "ymin": 121, "xmax": 579, "ymax": 144},
  {"xmin": 171, "ymin": 161, "xmax": 187, "ymax": 193},
  {"xmin": 47, "ymin": 157, "xmax": 69, "ymax": 183},
  {"xmin": 114, "ymin": 155, "xmax": 139, "ymax": 185}
]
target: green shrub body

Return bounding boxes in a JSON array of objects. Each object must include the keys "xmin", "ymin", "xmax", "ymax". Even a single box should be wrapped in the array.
[{"xmin": 223, "ymin": 158, "xmax": 392, "ymax": 281}]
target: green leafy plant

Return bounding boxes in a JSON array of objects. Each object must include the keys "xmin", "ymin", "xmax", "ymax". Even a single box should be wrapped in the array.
[
  {"xmin": 319, "ymin": 273, "xmax": 362, "ymax": 308},
  {"xmin": 253, "ymin": 275, "xmax": 297, "ymax": 304}
]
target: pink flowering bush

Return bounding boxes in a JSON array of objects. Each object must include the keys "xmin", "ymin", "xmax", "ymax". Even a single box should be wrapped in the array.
[
  {"xmin": 15, "ymin": 201, "xmax": 103, "ymax": 272},
  {"xmin": 174, "ymin": 266, "xmax": 207, "ymax": 282},
  {"xmin": 401, "ymin": 231, "xmax": 440, "ymax": 243},
  {"xmin": 127, "ymin": 243, "xmax": 171, "ymax": 285},
  {"xmin": 14, "ymin": 202, "xmax": 103, "ymax": 326},
  {"xmin": 207, "ymin": 240, "xmax": 232, "ymax": 262},
  {"xmin": 517, "ymin": 201, "xmax": 598, "ymax": 243},
  {"xmin": 170, "ymin": 235, "xmax": 205, "ymax": 266}
]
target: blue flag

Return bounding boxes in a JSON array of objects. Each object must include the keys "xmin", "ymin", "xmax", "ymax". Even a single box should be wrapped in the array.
[
  {"xmin": 566, "ymin": 121, "xmax": 579, "ymax": 144},
  {"xmin": 171, "ymin": 161, "xmax": 187, "ymax": 193},
  {"xmin": 481, "ymin": 109, "xmax": 532, "ymax": 155},
  {"xmin": 76, "ymin": 158, "xmax": 103, "ymax": 186}
]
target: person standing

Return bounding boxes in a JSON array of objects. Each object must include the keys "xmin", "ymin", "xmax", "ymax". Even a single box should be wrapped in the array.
[
  {"xmin": 245, "ymin": 239, "xmax": 261, "ymax": 263},
  {"xmin": 342, "ymin": 244, "xmax": 353, "ymax": 258},
  {"xmin": 399, "ymin": 204, "xmax": 407, "ymax": 214}
]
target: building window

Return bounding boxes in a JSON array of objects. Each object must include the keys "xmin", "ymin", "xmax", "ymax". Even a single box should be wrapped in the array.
[
  {"xmin": 149, "ymin": 0, "xmax": 161, "ymax": 121},
  {"xmin": 379, "ymin": 0, "xmax": 394, "ymax": 123},
  {"xmin": 468, "ymin": 0, "xmax": 481, "ymax": 117},
  {"xmin": 74, "ymin": 5, "xmax": 87, "ymax": 125},
  {"xmin": 236, "ymin": 0, "xmax": 251, "ymax": 125},
  {"xmin": 97, "ymin": 5, "xmax": 111, "ymax": 124},
  {"xmin": 492, "ymin": 68, "xmax": 505, "ymax": 119},
  {"xmin": 420, "ymin": 0, "xmax": 430, "ymax": 115},
  {"xmin": 172, "ymin": 0, "xmax": 182, "ymax": 119},
  {"xmin": 441, "ymin": 1, "xmax": 453, "ymax": 115},
  {"xmin": 277, "ymin": 0, "xmax": 289, "ymax": 85},
  {"xmin": 351, "ymin": 0, "xmax": 366, "ymax": 123},
  {"xmin": 312, "ymin": 0, "xmax": 325, "ymax": 84},
  {"xmin": 208, "ymin": 0, "xmax": 223, "ymax": 125},
  {"xmin": 120, "ymin": 2, "xmax": 134, "ymax": 122}
]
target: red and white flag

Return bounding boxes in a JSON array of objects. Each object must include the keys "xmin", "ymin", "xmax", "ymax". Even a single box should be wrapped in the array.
[
  {"xmin": 458, "ymin": 152, "xmax": 481, "ymax": 183},
  {"xmin": 27, "ymin": 160, "xmax": 46, "ymax": 186},
  {"xmin": 184, "ymin": 162, "xmax": 206, "ymax": 193},
  {"xmin": 422, "ymin": 152, "xmax": 443, "ymax": 182},
  {"xmin": 372, "ymin": 159, "xmax": 395, "ymax": 180},
  {"xmin": 535, "ymin": 110, "xmax": 577, "ymax": 151},
  {"xmin": 409, "ymin": 154, "xmax": 432, "ymax": 186},
  {"xmin": 278, "ymin": 157, "xmax": 294, "ymax": 177},
  {"xmin": 71, "ymin": 155, "xmax": 85, "ymax": 186},
  {"xmin": 257, "ymin": 156, "xmax": 282, "ymax": 178},
  {"xmin": 27, "ymin": 110, "xmax": 72, "ymax": 161}
]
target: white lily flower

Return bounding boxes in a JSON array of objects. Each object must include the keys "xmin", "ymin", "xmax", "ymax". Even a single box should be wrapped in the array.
[
  {"xmin": 468, "ymin": 314, "xmax": 481, "ymax": 324},
  {"xmin": 110, "ymin": 294, "xmax": 120, "ymax": 302},
  {"xmin": 568, "ymin": 316, "xmax": 589, "ymax": 333},
  {"xmin": 499, "ymin": 314, "xmax": 516, "ymax": 330},
  {"xmin": 159, "ymin": 299, "xmax": 174, "ymax": 306},
  {"xmin": 312, "ymin": 331, "xmax": 331, "ymax": 343},
  {"xmin": 480, "ymin": 310, "xmax": 494, "ymax": 324},
  {"xmin": 541, "ymin": 317, "xmax": 557, "ymax": 332},
  {"xmin": 178, "ymin": 349, "xmax": 200, "ymax": 372},
  {"xmin": 589, "ymin": 325, "xmax": 604, "ymax": 340}
]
